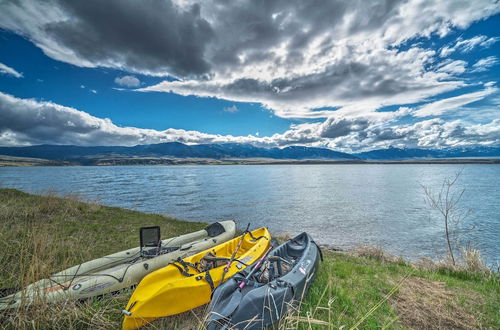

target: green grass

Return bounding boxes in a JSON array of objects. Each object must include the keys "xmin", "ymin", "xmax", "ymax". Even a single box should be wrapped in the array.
[
  {"xmin": 300, "ymin": 252, "xmax": 499, "ymax": 329},
  {"xmin": 0, "ymin": 188, "xmax": 498, "ymax": 329}
]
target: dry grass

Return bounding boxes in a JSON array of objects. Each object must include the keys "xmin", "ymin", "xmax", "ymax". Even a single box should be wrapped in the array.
[
  {"xmin": 414, "ymin": 247, "xmax": 492, "ymax": 277},
  {"xmin": 390, "ymin": 277, "xmax": 482, "ymax": 329},
  {"xmin": 0, "ymin": 188, "xmax": 205, "ymax": 329},
  {"xmin": 353, "ymin": 244, "xmax": 492, "ymax": 278},
  {"xmin": 350, "ymin": 245, "xmax": 405, "ymax": 264},
  {"xmin": 460, "ymin": 248, "xmax": 491, "ymax": 274},
  {"xmin": 2, "ymin": 294, "xmax": 127, "ymax": 330},
  {"xmin": 0, "ymin": 189, "xmax": 498, "ymax": 329},
  {"xmin": 0, "ymin": 217, "xmax": 127, "ymax": 329}
]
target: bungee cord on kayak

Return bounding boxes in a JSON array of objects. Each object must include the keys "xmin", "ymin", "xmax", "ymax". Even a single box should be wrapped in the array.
[{"xmin": 0, "ymin": 222, "xmax": 236, "ymax": 311}]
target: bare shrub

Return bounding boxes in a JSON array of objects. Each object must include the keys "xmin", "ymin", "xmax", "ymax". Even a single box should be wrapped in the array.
[{"xmin": 421, "ymin": 170, "xmax": 471, "ymax": 265}]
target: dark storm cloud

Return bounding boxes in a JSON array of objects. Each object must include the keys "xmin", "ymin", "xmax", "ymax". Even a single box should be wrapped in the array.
[
  {"xmin": 138, "ymin": 0, "xmax": 499, "ymax": 118},
  {"xmin": 204, "ymin": 0, "xmax": 400, "ymax": 69},
  {"xmin": 41, "ymin": 0, "xmax": 214, "ymax": 77}
]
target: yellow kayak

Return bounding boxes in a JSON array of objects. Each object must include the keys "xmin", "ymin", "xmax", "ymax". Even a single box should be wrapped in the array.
[{"xmin": 122, "ymin": 227, "xmax": 271, "ymax": 330}]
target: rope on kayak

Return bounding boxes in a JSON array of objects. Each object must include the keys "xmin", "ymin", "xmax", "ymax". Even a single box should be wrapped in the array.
[
  {"xmin": 48, "ymin": 256, "xmax": 143, "ymax": 286},
  {"xmin": 47, "ymin": 262, "xmax": 84, "ymax": 290},
  {"xmin": 85, "ymin": 246, "xmax": 181, "ymax": 283},
  {"xmin": 49, "ymin": 241, "xmax": 183, "ymax": 288},
  {"xmin": 175, "ymin": 257, "xmax": 200, "ymax": 270},
  {"xmin": 248, "ymin": 230, "xmax": 268, "ymax": 242},
  {"xmin": 204, "ymin": 270, "xmax": 215, "ymax": 292},
  {"xmin": 171, "ymin": 254, "xmax": 252, "ymax": 279},
  {"xmin": 63, "ymin": 250, "xmax": 183, "ymax": 285},
  {"xmin": 53, "ymin": 272, "xmax": 127, "ymax": 283},
  {"xmin": 201, "ymin": 255, "xmax": 251, "ymax": 269},
  {"xmin": 194, "ymin": 271, "xmax": 214, "ymax": 292},
  {"xmin": 268, "ymin": 285, "xmax": 279, "ymax": 321},
  {"xmin": 66, "ymin": 262, "xmax": 83, "ymax": 289},
  {"xmin": 170, "ymin": 261, "xmax": 196, "ymax": 277}
]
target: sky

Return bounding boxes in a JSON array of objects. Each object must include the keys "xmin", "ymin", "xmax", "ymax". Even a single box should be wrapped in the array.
[{"xmin": 0, "ymin": 0, "xmax": 499, "ymax": 152}]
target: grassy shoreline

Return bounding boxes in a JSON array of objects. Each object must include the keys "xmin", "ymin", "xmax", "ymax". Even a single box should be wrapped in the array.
[{"xmin": 0, "ymin": 188, "xmax": 498, "ymax": 329}]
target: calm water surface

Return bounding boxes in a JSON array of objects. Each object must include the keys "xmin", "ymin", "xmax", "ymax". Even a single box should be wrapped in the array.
[{"xmin": 1, "ymin": 164, "xmax": 498, "ymax": 264}]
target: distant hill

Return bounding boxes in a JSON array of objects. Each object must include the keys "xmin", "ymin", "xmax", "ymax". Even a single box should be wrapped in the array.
[
  {"xmin": 353, "ymin": 146, "xmax": 500, "ymax": 160},
  {"xmin": 0, "ymin": 142, "xmax": 359, "ymax": 163},
  {"xmin": 0, "ymin": 143, "xmax": 499, "ymax": 165}
]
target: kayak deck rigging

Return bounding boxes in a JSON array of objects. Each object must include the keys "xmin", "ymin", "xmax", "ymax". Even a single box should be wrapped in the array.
[{"xmin": 0, "ymin": 221, "xmax": 236, "ymax": 311}]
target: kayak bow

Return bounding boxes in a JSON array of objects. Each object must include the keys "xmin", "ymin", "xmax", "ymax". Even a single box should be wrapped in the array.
[{"xmin": 122, "ymin": 227, "xmax": 271, "ymax": 330}]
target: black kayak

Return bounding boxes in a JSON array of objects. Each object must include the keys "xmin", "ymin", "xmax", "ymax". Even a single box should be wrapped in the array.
[{"xmin": 205, "ymin": 232, "xmax": 322, "ymax": 330}]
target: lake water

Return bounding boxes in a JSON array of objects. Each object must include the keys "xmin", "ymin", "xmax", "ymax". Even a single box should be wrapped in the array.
[{"xmin": 1, "ymin": 164, "xmax": 498, "ymax": 265}]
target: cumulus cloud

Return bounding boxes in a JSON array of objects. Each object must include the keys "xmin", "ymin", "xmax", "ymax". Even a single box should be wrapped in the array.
[
  {"xmin": 141, "ymin": 46, "xmax": 463, "ymax": 119},
  {"xmin": 1, "ymin": 92, "xmax": 498, "ymax": 151},
  {"xmin": 0, "ymin": 62, "xmax": 23, "ymax": 78},
  {"xmin": 471, "ymin": 56, "xmax": 499, "ymax": 73},
  {"xmin": 327, "ymin": 118, "xmax": 500, "ymax": 151},
  {"xmin": 137, "ymin": 0, "xmax": 498, "ymax": 118},
  {"xmin": 115, "ymin": 75, "xmax": 141, "ymax": 87},
  {"xmin": 320, "ymin": 117, "xmax": 370, "ymax": 139},
  {"xmin": 0, "ymin": 91, "xmax": 265, "ymax": 147},
  {"xmin": 0, "ymin": 0, "xmax": 499, "ymax": 119}
]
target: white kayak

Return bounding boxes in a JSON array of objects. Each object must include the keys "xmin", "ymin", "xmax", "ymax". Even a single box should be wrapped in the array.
[{"xmin": 0, "ymin": 221, "xmax": 236, "ymax": 310}]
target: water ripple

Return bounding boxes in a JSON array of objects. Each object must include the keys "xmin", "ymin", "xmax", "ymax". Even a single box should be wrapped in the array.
[{"xmin": 0, "ymin": 164, "xmax": 498, "ymax": 265}]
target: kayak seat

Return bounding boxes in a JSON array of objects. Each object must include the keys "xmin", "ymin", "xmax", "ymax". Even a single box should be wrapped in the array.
[
  {"xmin": 205, "ymin": 222, "xmax": 226, "ymax": 237},
  {"xmin": 140, "ymin": 226, "xmax": 162, "ymax": 258},
  {"xmin": 286, "ymin": 237, "xmax": 307, "ymax": 258}
]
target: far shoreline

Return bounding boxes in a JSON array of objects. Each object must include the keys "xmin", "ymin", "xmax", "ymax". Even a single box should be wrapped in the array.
[{"xmin": 1, "ymin": 155, "xmax": 500, "ymax": 167}]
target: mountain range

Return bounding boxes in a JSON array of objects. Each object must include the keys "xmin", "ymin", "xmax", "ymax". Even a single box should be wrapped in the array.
[
  {"xmin": 0, "ymin": 143, "xmax": 499, "ymax": 165},
  {"xmin": 353, "ymin": 146, "xmax": 500, "ymax": 160}
]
